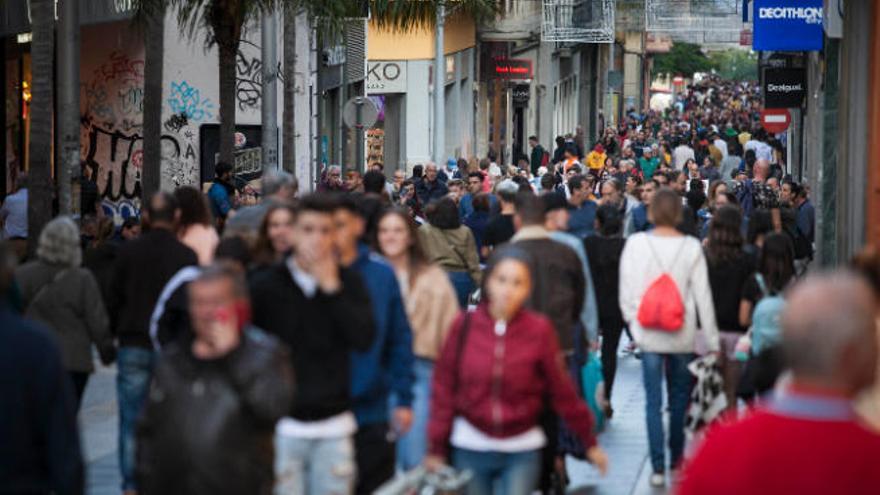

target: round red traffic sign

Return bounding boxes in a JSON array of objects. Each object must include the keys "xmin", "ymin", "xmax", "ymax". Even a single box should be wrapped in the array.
[{"xmin": 760, "ymin": 108, "xmax": 791, "ymax": 134}]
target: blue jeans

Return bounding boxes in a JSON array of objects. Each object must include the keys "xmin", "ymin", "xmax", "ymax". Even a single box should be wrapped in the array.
[
  {"xmin": 396, "ymin": 358, "xmax": 434, "ymax": 470},
  {"xmin": 274, "ymin": 434, "xmax": 356, "ymax": 495},
  {"xmin": 116, "ymin": 347, "xmax": 155, "ymax": 490},
  {"xmin": 447, "ymin": 271, "xmax": 474, "ymax": 309},
  {"xmin": 641, "ymin": 352, "xmax": 694, "ymax": 474},
  {"xmin": 452, "ymin": 448, "xmax": 541, "ymax": 495}
]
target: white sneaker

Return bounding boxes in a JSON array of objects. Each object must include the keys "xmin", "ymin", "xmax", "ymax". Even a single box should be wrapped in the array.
[{"xmin": 650, "ymin": 473, "xmax": 665, "ymax": 488}]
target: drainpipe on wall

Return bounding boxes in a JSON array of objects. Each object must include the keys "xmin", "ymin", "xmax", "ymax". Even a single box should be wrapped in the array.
[
  {"xmin": 433, "ymin": 4, "xmax": 446, "ymax": 166},
  {"xmin": 261, "ymin": 8, "xmax": 279, "ymax": 172}
]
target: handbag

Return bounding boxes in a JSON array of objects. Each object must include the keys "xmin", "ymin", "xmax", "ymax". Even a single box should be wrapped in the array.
[
  {"xmin": 375, "ymin": 466, "xmax": 472, "ymax": 495},
  {"xmin": 581, "ymin": 351, "xmax": 608, "ymax": 434}
]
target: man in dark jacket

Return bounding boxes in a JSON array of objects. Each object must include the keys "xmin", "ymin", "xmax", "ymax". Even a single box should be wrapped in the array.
[
  {"xmin": 415, "ymin": 163, "xmax": 448, "ymax": 206},
  {"xmin": 106, "ymin": 192, "xmax": 198, "ymax": 494},
  {"xmin": 529, "ymin": 136, "xmax": 546, "ymax": 177},
  {"xmin": 0, "ymin": 242, "xmax": 84, "ymax": 495},
  {"xmin": 136, "ymin": 264, "xmax": 293, "ymax": 495},
  {"xmin": 511, "ymin": 192, "xmax": 586, "ymax": 351},
  {"xmin": 333, "ymin": 195, "xmax": 415, "ymax": 494},
  {"xmin": 250, "ymin": 194, "xmax": 375, "ymax": 495}
]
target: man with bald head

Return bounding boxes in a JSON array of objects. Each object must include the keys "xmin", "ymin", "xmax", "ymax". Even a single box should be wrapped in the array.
[
  {"xmin": 679, "ymin": 272, "xmax": 880, "ymax": 495},
  {"xmin": 734, "ymin": 157, "xmax": 779, "ymax": 218}
]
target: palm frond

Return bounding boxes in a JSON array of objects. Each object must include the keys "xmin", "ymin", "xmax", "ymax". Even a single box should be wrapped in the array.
[
  {"xmin": 134, "ymin": 0, "xmax": 285, "ymax": 45},
  {"xmin": 370, "ymin": 0, "xmax": 498, "ymax": 32}
]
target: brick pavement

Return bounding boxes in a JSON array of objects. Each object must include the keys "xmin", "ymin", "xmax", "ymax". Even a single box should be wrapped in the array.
[{"xmin": 80, "ymin": 350, "xmax": 668, "ymax": 494}]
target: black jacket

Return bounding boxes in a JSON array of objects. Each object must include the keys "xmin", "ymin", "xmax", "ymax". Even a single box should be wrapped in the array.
[
  {"xmin": 513, "ymin": 239, "xmax": 585, "ymax": 351},
  {"xmin": 530, "ymin": 144, "xmax": 545, "ymax": 176},
  {"xmin": 107, "ymin": 229, "xmax": 198, "ymax": 348},
  {"xmin": 0, "ymin": 308, "xmax": 84, "ymax": 495},
  {"xmin": 415, "ymin": 178, "xmax": 449, "ymax": 206},
  {"xmin": 136, "ymin": 328, "xmax": 293, "ymax": 495},
  {"xmin": 584, "ymin": 235, "xmax": 626, "ymax": 330},
  {"xmin": 249, "ymin": 262, "xmax": 375, "ymax": 421},
  {"xmin": 83, "ymin": 239, "xmax": 121, "ymax": 311}
]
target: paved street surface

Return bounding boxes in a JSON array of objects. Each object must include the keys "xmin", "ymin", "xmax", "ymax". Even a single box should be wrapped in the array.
[{"xmin": 80, "ymin": 347, "xmax": 667, "ymax": 495}]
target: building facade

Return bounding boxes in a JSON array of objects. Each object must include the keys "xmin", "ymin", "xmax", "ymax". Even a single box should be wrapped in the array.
[
  {"xmin": 366, "ymin": 13, "xmax": 476, "ymax": 174},
  {"xmin": 1, "ymin": 0, "xmax": 287, "ymax": 218}
]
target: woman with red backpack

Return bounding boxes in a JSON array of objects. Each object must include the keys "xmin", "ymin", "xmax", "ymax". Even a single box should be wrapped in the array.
[{"xmin": 619, "ymin": 188, "xmax": 720, "ymax": 488}]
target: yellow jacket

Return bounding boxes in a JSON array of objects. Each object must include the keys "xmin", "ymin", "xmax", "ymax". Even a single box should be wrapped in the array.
[{"xmin": 586, "ymin": 151, "xmax": 606, "ymax": 170}]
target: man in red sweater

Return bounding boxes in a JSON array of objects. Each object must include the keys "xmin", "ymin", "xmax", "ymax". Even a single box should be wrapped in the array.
[{"xmin": 678, "ymin": 272, "xmax": 880, "ymax": 495}]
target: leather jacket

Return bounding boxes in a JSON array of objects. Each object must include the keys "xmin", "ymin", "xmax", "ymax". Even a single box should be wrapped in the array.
[{"xmin": 136, "ymin": 327, "xmax": 294, "ymax": 495}]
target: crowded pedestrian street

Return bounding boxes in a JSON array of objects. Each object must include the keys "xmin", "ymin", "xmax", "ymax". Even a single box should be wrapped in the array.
[{"xmin": 4, "ymin": 1, "xmax": 880, "ymax": 495}]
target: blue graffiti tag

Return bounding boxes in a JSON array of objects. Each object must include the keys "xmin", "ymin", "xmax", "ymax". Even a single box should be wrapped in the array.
[{"xmin": 167, "ymin": 81, "xmax": 215, "ymax": 122}]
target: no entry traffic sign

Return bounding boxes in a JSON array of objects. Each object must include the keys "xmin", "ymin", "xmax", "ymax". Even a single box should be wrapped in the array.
[{"xmin": 760, "ymin": 108, "xmax": 791, "ymax": 134}]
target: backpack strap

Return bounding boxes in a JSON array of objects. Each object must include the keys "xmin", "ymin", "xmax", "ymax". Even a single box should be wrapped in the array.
[
  {"xmin": 646, "ymin": 235, "xmax": 687, "ymax": 274},
  {"xmin": 755, "ymin": 273, "xmax": 770, "ymax": 298},
  {"xmin": 28, "ymin": 267, "xmax": 70, "ymax": 312},
  {"xmin": 451, "ymin": 310, "xmax": 473, "ymax": 397}
]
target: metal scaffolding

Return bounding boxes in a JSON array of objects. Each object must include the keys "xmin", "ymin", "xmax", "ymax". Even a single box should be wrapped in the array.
[
  {"xmin": 541, "ymin": 0, "xmax": 615, "ymax": 43},
  {"xmin": 645, "ymin": 0, "xmax": 747, "ymax": 41}
]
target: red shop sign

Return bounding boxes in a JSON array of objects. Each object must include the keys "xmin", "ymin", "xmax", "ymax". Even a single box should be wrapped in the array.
[{"xmin": 492, "ymin": 58, "xmax": 533, "ymax": 79}]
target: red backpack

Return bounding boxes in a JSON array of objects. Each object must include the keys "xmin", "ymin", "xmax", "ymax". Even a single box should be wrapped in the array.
[{"xmin": 637, "ymin": 238, "xmax": 686, "ymax": 332}]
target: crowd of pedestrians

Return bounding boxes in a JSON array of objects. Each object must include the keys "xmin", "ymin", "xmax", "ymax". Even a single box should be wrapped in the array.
[{"xmin": 2, "ymin": 75, "xmax": 880, "ymax": 495}]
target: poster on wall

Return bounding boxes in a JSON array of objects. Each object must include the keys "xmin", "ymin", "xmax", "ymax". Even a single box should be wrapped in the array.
[{"xmin": 366, "ymin": 96, "xmax": 386, "ymax": 170}]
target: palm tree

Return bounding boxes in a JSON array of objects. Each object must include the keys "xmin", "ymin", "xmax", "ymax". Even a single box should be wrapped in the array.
[
  {"xmin": 281, "ymin": 4, "xmax": 297, "ymax": 173},
  {"xmin": 140, "ymin": 4, "xmax": 166, "ymax": 199},
  {"xmin": 137, "ymin": 0, "xmax": 279, "ymax": 166},
  {"xmin": 27, "ymin": 0, "xmax": 55, "ymax": 255},
  {"xmin": 135, "ymin": 0, "xmax": 496, "ymax": 182}
]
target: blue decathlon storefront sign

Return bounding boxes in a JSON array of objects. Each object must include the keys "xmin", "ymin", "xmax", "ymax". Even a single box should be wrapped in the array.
[{"xmin": 753, "ymin": 0, "xmax": 824, "ymax": 52}]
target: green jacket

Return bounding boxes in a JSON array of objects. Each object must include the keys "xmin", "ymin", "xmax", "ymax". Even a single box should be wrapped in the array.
[{"xmin": 639, "ymin": 157, "xmax": 661, "ymax": 179}]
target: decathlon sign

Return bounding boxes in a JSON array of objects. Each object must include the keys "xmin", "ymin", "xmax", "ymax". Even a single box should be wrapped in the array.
[{"xmin": 753, "ymin": 0, "xmax": 824, "ymax": 51}]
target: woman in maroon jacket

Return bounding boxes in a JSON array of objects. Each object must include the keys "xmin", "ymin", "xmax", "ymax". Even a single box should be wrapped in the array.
[{"xmin": 425, "ymin": 247, "xmax": 608, "ymax": 494}]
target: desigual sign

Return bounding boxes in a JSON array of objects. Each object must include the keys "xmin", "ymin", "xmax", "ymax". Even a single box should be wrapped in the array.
[
  {"xmin": 763, "ymin": 68, "xmax": 807, "ymax": 108},
  {"xmin": 753, "ymin": 0, "xmax": 824, "ymax": 51},
  {"xmin": 367, "ymin": 61, "xmax": 407, "ymax": 94}
]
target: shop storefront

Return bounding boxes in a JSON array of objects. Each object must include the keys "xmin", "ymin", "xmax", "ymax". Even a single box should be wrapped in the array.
[{"xmin": 1, "ymin": 0, "xmax": 137, "ymax": 199}]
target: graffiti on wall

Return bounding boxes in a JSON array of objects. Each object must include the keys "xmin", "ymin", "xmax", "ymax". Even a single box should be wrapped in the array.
[
  {"xmin": 83, "ymin": 52, "xmax": 145, "ymax": 126},
  {"xmin": 167, "ymin": 81, "xmax": 215, "ymax": 122},
  {"xmin": 81, "ymin": 115, "xmax": 198, "ymax": 218},
  {"xmin": 81, "ymin": 117, "xmax": 144, "ymax": 206},
  {"xmin": 81, "ymin": 51, "xmax": 201, "ymax": 219},
  {"xmin": 235, "ymin": 40, "xmax": 283, "ymax": 111}
]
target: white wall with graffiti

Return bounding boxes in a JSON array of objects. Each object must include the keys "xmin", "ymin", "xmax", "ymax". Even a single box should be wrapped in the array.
[
  {"xmin": 80, "ymin": 17, "xmax": 282, "ymax": 220},
  {"xmin": 80, "ymin": 22, "xmax": 146, "ymax": 220}
]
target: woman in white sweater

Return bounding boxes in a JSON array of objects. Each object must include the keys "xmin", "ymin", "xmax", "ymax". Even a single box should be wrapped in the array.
[{"xmin": 619, "ymin": 187, "xmax": 719, "ymax": 488}]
